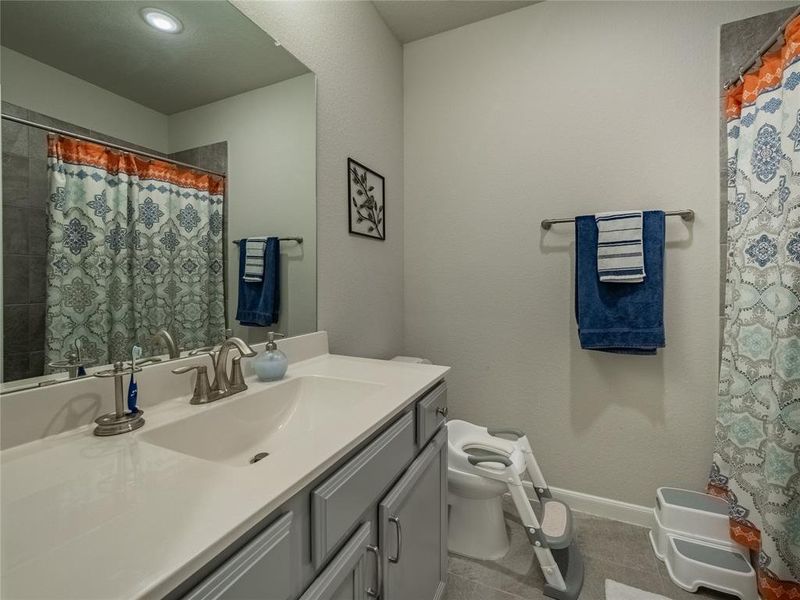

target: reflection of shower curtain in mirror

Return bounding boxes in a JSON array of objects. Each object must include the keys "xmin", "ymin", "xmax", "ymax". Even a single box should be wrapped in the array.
[{"xmin": 45, "ymin": 135, "xmax": 226, "ymax": 367}]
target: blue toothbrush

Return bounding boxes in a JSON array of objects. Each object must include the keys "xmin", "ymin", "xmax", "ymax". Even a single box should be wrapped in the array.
[{"xmin": 128, "ymin": 345, "xmax": 142, "ymax": 413}]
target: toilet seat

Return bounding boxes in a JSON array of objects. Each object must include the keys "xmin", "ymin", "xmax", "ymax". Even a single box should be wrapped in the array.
[{"xmin": 447, "ymin": 419, "xmax": 526, "ymax": 479}]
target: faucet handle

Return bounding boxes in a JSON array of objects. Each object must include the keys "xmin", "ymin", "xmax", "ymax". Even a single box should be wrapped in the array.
[
  {"xmin": 172, "ymin": 364, "xmax": 215, "ymax": 405},
  {"xmin": 229, "ymin": 357, "xmax": 248, "ymax": 394}
]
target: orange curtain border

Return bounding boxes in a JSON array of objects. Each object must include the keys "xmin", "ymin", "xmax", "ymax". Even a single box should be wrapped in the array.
[
  {"xmin": 47, "ymin": 135, "xmax": 225, "ymax": 197},
  {"xmin": 726, "ymin": 14, "xmax": 800, "ymax": 122}
]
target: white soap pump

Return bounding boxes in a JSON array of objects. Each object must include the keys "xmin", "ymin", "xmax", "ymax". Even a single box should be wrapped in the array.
[{"xmin": 253, "ymin": 332, "xmax": 287, "ymax": 381}]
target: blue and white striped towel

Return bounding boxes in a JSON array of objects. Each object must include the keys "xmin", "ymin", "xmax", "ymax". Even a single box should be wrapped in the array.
[
  {"xmin": 242, "ymin": 237, "xmax": 268, "ymax": 282},
  {"xmin": 595, "ymin": 211, "xmax": 645, "ymax": 283}
]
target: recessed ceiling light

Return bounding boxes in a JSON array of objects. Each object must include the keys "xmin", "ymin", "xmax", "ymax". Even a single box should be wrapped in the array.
[{"xmin": 140, "ymin": 8, "xmax": 183, "ymax": 34}]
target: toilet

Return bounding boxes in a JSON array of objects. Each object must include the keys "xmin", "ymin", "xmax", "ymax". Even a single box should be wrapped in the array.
[{"xmin": 446, "ymin": 419, "xmax": 527, "ymax": 560}]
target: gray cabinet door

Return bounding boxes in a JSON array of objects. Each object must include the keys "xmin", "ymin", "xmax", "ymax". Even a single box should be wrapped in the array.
[
  {"xmin": 300, "ymin": 522, "xmax": 379, "ymax": 600},
  {"xmin": 184, "ymin": 512, "xmax": 294, "ymax": 600},
  {"xmin": 379, "ymin": 428, "xmax": 447, "ymax": 600}
]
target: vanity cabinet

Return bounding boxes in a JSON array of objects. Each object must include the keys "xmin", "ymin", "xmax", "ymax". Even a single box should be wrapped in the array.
[
  {"xmin": 177, "ymin": 380, "xmax": 447, "ymax": 600},
  {"xmin": 380, "ymin": 428, "xmax": 447, "ymax": 600}
]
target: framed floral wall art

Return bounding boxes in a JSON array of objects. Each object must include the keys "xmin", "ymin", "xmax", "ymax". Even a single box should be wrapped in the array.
[{"xmin": 348, "ymin": 158, "xmax": 385, "ymax": 240}]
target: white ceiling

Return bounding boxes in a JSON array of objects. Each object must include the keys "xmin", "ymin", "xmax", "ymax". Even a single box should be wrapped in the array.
[
  {"xmin": 373, "ymin": 0, "xmax": 539, "ymax": 44},
  {"xmin": 0, "ymin": 1, "xmax": 310, "ymax": 115}
]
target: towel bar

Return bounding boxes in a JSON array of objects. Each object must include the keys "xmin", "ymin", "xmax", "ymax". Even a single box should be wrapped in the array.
[
  {"xmin": 541, "ymin": 209, "xmax": 694, "ymax": 230},
  {"xmin": 232, "ymin": 237, "xmax": 303, "ymax": 244}
]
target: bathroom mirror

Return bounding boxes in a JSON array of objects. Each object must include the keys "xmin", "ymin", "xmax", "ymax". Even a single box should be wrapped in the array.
[{"xmin": 0, "ymin": 1, "xmax": 317, "ymax": 392}]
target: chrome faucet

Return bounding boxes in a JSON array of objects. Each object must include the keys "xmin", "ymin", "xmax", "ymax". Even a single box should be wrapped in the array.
[
  {"xmin": 151, "ymin": 328, "xmax": 180, "ymax": 359},
  {"xmin": 172, "ymin": 337, "xmax": 257, "ymax": 404},
  {"xmin": 213, "ymin": 337, "xmax": 257, "ymax": 396}
]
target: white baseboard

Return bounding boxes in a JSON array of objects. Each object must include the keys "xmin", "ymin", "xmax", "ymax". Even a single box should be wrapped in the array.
[{"xmin": 517, "ymin": 481, "xmax": 655, "ymax": 529}]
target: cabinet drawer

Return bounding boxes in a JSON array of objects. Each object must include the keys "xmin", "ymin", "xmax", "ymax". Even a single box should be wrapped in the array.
[
  {"xmin": 415, "ymin": 381, "xmax": 447, "ymax": 447},
  {"xmin": 311, "ymin": 412, "xmax": 415, "ymax": 567},
  {"xmin": 184, "ymin": 512, "xmax": 294, "ymax": 600}
]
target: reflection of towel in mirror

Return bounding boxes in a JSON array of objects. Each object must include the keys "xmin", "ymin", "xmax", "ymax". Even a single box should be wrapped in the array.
[
  {"xmin": 236, "ymin": 237, "xmax": 280, "ymax": 326},
  {"xmin": 243, "ymin": 237, "xmax": 268, "ymax": 282},
  {"xmin": 575, "ymin": 211, "xmax": 665, "ymax": 355}
]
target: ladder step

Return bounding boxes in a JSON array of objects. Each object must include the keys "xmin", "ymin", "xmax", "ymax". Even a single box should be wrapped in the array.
[
  {"xmin": 651, "ymin": 487, "xmax": 744, "ymax": 560},
  {"xmin": 540, "ymin": 498, "xmax": 574, "ymax": 549},
  {"xmin": 664, "ymin": 536, "xmax": 757, "ymax": 600}
]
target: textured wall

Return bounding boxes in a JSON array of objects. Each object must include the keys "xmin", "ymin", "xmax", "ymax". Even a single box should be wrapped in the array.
[
  {"xmin": 232, "ymin": 1, "xmax": 405, "ymax": 359},
  {"xmin": 404, "ymin": 0, "xmax": 795, "ymax": 506}
]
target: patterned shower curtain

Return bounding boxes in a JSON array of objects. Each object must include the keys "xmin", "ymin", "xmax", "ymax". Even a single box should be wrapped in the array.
[
  {"xmin": 710, "ymin": 16, "xmax": 800, "ymax": 599},
  {"xmin": 45, "ymin": 135, "xmax": 226, "ymax": 367}
]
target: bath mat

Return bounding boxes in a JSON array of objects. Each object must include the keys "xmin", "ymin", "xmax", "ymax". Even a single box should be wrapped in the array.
[{"xmin": 605, "ymin": 579, "xmax": 670, "ymax": 600}]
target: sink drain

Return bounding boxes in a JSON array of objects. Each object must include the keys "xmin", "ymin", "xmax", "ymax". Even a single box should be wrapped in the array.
[{"xmin": 250, "ymin": 452, "xmax": 270, "ymax": 464}]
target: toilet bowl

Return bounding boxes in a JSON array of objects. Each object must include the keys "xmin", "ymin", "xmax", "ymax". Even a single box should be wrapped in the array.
[{"xmin": 446, "ymin": 419, "xmax": 526, "ymax": 561}]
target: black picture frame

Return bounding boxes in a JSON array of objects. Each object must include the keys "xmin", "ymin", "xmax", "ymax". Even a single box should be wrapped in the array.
[{"xmin": 348, "ymin": 157, "xmax": 385, "ymax": 240}]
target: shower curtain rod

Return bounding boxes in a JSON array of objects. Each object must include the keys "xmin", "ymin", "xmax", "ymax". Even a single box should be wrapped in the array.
[
  {"xmin": 722, "ymin": 6, "xmax": 800, "ymax": 90},
  {"xmin": 1, "ymin": 113, "xmax": 227, "ymax": 178},
  {"xmin": 540, "ymin": 209, "xmax": 694, "ymax": 230}
]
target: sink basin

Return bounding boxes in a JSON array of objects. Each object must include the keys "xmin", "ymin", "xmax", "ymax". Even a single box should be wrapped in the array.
[{"xmin": 139, "ymin": 376, "xmax": 385, "ymax": 466}]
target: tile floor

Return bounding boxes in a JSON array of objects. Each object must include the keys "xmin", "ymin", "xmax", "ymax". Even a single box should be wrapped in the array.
[{"xmin": 444, "ymin": 500, "xmax": 737, "ymax": 600}]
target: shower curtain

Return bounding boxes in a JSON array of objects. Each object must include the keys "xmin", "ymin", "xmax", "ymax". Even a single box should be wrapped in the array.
[
  {"xmin": 710, "ymin": 16, "xmax": 800, "ymax": 598},
  {"xmin": 45, "ymin": 135, "xmax": 226, "ymax": 367}
]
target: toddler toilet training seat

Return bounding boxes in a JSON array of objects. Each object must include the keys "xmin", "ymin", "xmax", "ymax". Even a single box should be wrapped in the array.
[
  {"xmin": 447, "ymin": 419, "xmax": 526, "ymax": 478},
  {"xmin": 446, "ymin": 419, "xmax": 584, "ymax": 600}
]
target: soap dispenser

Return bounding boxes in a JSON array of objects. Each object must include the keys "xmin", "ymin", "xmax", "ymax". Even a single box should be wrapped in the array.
[{"xmin": 254, "ymin": 332, "xmax": 287, "ymax": 381}]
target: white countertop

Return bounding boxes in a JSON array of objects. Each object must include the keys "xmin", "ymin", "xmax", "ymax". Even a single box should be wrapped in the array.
[{"xmin": 0, "ymin": 353, "xmax": 448, "ymax": 599}]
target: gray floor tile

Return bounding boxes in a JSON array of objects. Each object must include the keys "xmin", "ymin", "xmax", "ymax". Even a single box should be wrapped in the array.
[
  {"xmin": 448, "ymin": 516, "xmax": 547, "ymax": 599},
  {"xmin": 446, "ymin": 504, "xmax": 735, "ymax": 600},
  {"xmin": 574, "ymin": 512, "xmax": 660, "ymax": 574},
  {"xmin": 443, "ymin": 573, "xmax": 477, "ymax": 600},
  {"xmin": 582, "ymin": 556, "xmax": 665, "ymax": 600}
]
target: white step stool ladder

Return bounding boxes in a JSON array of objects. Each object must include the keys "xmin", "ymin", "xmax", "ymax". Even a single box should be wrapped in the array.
[
  {"xmin": 468, "ymin": 428, "xmax": 584, "ymax": 600},
  {"xmin": 650, "ymin": 487, "xmax": 757, "ymax": 600}
]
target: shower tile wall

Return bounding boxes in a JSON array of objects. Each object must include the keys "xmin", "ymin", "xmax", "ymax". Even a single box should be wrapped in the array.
[
  {"xmin": 718, "ymin": 6, "xmax": 797, "ymax": 356},
  {"xmin": 1, "ymin": 101, "xmax": 168, "ymax": 381}
]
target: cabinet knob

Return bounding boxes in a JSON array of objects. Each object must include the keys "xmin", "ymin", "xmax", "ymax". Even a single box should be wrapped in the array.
[{"xmin": 435, "ymin": 406, "xmax": 448, "ymax": 419}]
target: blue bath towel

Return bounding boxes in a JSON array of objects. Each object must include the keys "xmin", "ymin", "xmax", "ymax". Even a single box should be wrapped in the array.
[
  {"xmin": 236, "ymin": 237, "xmax": 280, "ymax": 327},
  {"xmin": 575, "ymin": 211, "xmax": 665, "ymax": 354}
]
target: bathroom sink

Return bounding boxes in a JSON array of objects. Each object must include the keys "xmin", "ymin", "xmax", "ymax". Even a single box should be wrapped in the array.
[{"xmin": 139, "ymin": 376, "xmax": 385, "ymax": 466}]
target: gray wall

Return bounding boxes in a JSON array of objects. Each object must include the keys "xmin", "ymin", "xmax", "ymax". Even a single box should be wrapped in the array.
[
  {"xmin": 719, "ymin": 6, "xmax": 798, "ymax": 352},
  {"xmin": 403, "ymin": 0, "xmax": 795, "ymax": 507}
]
